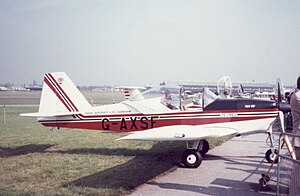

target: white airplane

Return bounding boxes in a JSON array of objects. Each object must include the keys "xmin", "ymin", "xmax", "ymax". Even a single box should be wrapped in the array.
[{"xmin": 21, "ymin": 72, "xmax": 290, "ymax": 168}]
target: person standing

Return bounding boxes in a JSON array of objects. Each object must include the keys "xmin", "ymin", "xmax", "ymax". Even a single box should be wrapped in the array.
[
  {"xmin": 289, "ymin": 76, "xmax": 300, "ymax": 196},
  {"xmin": 290, "ymin": 76, "xmax": 300, "ymax": 159}
]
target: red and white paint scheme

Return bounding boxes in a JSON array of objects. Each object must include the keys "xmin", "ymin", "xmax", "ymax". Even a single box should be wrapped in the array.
[{"xmin": 21, "ymin": 72, "xmax": 290, "ymax": 168}]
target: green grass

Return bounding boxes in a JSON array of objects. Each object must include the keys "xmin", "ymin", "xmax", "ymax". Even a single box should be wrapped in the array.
[
  {"xmin": 0, "ymin": 95, "xmax": 230, "ymax": 195},
  {"xmin": 0, "ymin": 106, "xmax": 188, "ymax": 195}
]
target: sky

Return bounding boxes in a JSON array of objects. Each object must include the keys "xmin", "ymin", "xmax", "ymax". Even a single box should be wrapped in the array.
[{"xmin": 0, "ymin": 0, "xmax": 299, "ymax": 86}]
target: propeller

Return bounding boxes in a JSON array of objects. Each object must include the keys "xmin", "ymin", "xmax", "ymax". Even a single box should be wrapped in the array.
[
  {"xmin": 276, "ymin": 79, "xmax": 291, "ymax": 114},
  {"xmin": 275, "ymin": 78, "xmax": 291, "ymax": 132}
]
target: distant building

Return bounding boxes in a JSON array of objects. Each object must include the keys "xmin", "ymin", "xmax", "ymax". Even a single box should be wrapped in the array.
[
  {"xmin": 24, "ymin": 86, "xmax": 42, "ymax": 91},
  {"xmin": 0, "ymin": 86, "xmax": 9, "ymax": 91}
]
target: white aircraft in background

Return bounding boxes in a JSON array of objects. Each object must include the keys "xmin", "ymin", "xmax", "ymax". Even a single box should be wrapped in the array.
[{"xmin": 21, "ymin": 72, "xmax": 290, "ymax": 168}]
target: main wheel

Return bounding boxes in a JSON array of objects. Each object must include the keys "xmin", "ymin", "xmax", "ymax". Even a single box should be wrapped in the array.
[
  {"xmin": 199, "ymin": 140, "xmax": 209, "ymax": 156},
  {"xmin": 181, "ymin": 149, "xmax": 202, "ymax": 168},
  {"xmin": 265, "ymin": 149, "xmax": 278, "ymax": 163}
]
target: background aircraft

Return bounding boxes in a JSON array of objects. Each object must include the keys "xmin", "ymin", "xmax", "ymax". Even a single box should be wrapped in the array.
[{"xmin": 21, "ymin": 72, "xmax": 290, "ymax": 168}]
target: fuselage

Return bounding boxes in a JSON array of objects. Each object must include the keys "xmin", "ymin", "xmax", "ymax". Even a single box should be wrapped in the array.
[{"xmin": 39, "ymin": 98, "xmax": 279, "ymax": 133}]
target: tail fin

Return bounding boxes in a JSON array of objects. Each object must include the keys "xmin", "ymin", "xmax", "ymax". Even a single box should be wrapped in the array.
[
  {"xmin": 38, "ymin": 72, "xmax": 91, "ymax": 115},
  {"xmin": 115, "ymin": 86, "xmax": 145, "ymax": 101}
]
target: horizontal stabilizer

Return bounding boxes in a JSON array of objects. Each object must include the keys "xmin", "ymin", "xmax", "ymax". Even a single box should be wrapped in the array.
[{"xmin": 20, "ymin": 111, "xmax": 80, "ymax": 117}]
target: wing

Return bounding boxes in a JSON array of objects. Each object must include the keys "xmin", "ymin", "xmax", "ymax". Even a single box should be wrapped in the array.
[{"xmin": 117, "ymin": 125, "xmax": 238, "ymax": 141}]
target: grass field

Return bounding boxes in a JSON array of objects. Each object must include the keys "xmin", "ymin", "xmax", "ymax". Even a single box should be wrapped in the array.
[{"xmin": 0, "ymin": 92, "xmax": 229, "ymax": 195}]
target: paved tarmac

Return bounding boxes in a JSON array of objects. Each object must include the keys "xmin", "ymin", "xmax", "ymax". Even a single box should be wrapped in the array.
[{"xmin": 130, "ymin": 133, "xmax": 279, "ymax": 196}]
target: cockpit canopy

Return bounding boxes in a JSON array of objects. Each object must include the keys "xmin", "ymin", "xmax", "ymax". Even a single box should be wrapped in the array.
[
  {"xmin": 141, "ymin": 85, "xmax": 278, "ymax": 112},
  {"xmin": 142, "ymin": 85, "xmax": 181, "ymax": 100},
  {"xmin": 142, "ymin": 85, "xmax": 219, "ymax": 110}
]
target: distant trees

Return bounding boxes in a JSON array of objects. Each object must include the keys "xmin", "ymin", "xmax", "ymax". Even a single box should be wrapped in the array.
[{"xmin": 0, "ymin": 83, "xmax": 15, "ymax": 87}]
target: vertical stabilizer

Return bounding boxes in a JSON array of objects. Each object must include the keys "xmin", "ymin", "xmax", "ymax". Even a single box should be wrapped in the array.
[
  {"xmin": 39, "ymin": 72, "xmax": 91, "ymax": 115},
  {"xmin": 115, "ymin": 86, "xmax": 145, "ymax": 101}
]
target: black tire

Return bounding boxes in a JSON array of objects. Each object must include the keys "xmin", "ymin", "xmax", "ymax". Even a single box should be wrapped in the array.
[
  {"xmin": 181, "ymin": 149, "xmax": 202, "ymax": 168},
  {"xmin": 199, "ymin": 140, "xmax": 209, "ymax": 156},
  {"xmin": 265, "ymin": 149, "xmax": 278, "ymax": 163}
]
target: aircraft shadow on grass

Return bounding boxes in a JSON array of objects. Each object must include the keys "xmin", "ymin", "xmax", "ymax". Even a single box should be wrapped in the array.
[
  {"xmin": 0, "ymin": 144, "xmax": 54, "ymax": 157},
  {"xmin": 53, "ymin": 147, "xmax": 151, "ymax": 157},
  {"xmin": 60, "ymin": 145, "xmax": 270, "ymax": 191},
  {"xmin": 0, "ymin": 142, "xmax": 274, "ymax": 192},
  {"xmin": 62, "ymin": 142, "xmax": 185, "ymax": 191}
]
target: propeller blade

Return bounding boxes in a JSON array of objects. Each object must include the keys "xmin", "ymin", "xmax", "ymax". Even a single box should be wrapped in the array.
[
  {"xmin": 277, "ymin": 81, "xmax": 282, "ymax": 103},
  {"xmin": 240, "ymin": 84, "xmax": 244, "ymax": 93},
  {"xmin": 276, "ymin": 78, "xmax": 290, "ymax": 113}
]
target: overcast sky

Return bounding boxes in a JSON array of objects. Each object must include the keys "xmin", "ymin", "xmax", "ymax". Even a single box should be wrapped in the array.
[{"xmin": 0, "ymin": 0, "xmax": 299, "ymax": 86}]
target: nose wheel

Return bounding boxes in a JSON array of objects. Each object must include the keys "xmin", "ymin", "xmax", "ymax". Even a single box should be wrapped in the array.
[
  {"xmin": 265, "ymin": 149, "xmax": 278, "ymax": 163},
  {"xmin": 181, "ymin": 149, "xmax": 202, "ymax": 168}
]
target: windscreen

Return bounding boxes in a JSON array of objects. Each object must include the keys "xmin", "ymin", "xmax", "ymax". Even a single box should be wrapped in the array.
[
  {"xmin": 203, "ymin": 87, "xmax": 219, "ymax": 108},
  {"xmin": 142, "ymin": 85, "xmax": 182, "ymax": 109}
]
